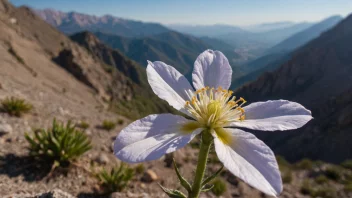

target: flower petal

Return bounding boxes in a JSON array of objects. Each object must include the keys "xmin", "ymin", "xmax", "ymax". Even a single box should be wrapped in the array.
[
  {"xmin": 147, "ymin": 61, "xmax": 194, "ymax": 116},
  {"xmin": 114, "ymin": 114, "xmax": 201, "ymax": 163},
  {"xmin": 213, "ymin": 128, "xmax": 282, "ymax": 196},
  {"xmin": 228, "ymin": 100, "xmax": 312, "ymax": 131},
  {"xmin": 192, "ymin": 50, "xmax": 233, "ymax": 90}
]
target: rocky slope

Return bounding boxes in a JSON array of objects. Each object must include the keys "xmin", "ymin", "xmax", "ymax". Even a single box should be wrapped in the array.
[{"xmin": 235, "ymin": 13, "xmax": 352, "ymax": 163}]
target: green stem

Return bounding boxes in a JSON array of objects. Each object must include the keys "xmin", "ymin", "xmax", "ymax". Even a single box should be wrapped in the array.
[{"xmin": 189, "ymin": 131, "xmax": 213, "ymax": 198}]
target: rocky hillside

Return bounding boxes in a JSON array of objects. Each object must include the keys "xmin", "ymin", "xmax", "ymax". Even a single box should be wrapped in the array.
[
  {"xmin": 69, "ymin": 31, "xmax": 174, "ymax": 118},
  {"xmin": 235, "ymin": 13, "xmax": 352, "ymax": 163},
  {"xmin": 34, "ymin": 9, "xmax": 170, "ymax": 37}
]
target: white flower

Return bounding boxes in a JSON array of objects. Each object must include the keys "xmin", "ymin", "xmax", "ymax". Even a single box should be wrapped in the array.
[{"xmin": 114, "ymin": 50, "xmax": 312, "ymax": 197}]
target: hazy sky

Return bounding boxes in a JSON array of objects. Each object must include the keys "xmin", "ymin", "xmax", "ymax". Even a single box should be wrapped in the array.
[{"xmin": 10, "ymin": 0, "xmax": 352, "ymax": 26}]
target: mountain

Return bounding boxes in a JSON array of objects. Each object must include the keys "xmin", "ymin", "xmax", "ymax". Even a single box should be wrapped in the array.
[
  {"xmin": 217, "ymin": 22, "xmax": 313, "ymax": 48},
  {"xmin": 94, "ymin": 31, "xmax": 244, "ymax": 80},
  {"xmin": 34, "ymin": 9, "xmax": 170, "ymax": 37},
  {"xmin": 167, "ymin": 24, "xmax": 247, "ymax": 37},
  {"xmin": 242, "ymin": 21, "xmax": 296, "ymax": 32},
  {"xmin": 0, "ymin": 2, "xmax": 172, "ymax": 119},
  {"xmin": 231, "ymin": 52, "xmax": 291, "ymax": 89},
  {"xmin": 234, "ymin": 14, "xmax": 352, "ymax": 163},
  {"xmin": 270, "ymin": 15, "xmax": 343, "ymax": 53}
]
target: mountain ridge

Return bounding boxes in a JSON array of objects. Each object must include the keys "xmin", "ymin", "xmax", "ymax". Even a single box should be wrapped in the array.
[
  {"xmin": 34, "ymin": 8, "xmax": 170, "ymax": 37},
  {"xmin": 234, "ymin": 13, "xmax": 352, "ymax": 163}
]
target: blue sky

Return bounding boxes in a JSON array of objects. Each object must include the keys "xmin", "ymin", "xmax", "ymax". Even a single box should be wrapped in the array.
[{"xmin": 10, "ymin": 0, "xmax": 352, "ymax": 25}]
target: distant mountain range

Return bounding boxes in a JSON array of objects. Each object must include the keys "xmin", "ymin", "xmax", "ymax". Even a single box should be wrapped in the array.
[
  {"xmin": 230, "ymin": 15, "xmax": 343, "ymax": 89},
  {"xmin": 167, "ymin": 24, "xmax": 246, "ymax": 37},
  {"xmin": 269, "ymin": 15, "xmax": 342, "ymax": 53},
  {"xmin": 234, "ymin": 14, "xmax": 352, "ymax": 163},
  {"xmin": 34, "ymin": 9, "xmax": 170, "ymax": 37},
  {"xmin": 93, "ymin": 31, "xmax": 244, "ymax": 80},
  {"xmin": 241, "ymin": 21, "xmax": 297, "ymax": 32}
]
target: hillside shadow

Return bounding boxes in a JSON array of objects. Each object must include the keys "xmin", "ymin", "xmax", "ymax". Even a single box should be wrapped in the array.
[
  {"xmin": 77, "ymin": 192, "xmax": 109, "ymax": 198},
  {"xmin": 0, "ymin": 154, "xmax": 52, "ymax": 182}
]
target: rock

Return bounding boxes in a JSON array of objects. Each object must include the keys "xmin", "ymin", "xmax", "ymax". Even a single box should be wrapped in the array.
[
  {"xmin": 0, "ymin": 124, "xmax": 13, "ymax": 134},
  {"xmin": 6, "ymin": 189, "xmax": 75, "ymax": 198},
  {"xmin": 95, "ymin": 153, "xmax": 109, "ymax": 164},
  {"xmin": 37, "ymin": 189, "xmax": 75, "ymax": 198},
  {"xmin": 141, "ymin": 169, "xmax": 158, "ymax": 183},
  {"xmin": 110, "ymin": 192, "xmax": 150, "ymax": 198}
]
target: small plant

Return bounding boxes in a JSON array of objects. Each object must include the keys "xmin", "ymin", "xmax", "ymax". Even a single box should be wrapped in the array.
[
  {"xmin": 77, "ymin": 121, "xmax": 90, "ymax": 130},
  {"xmin": 25, "ymin": 119, "xmax": 92, "ymax": 167},
  {"xmin": 315, "ymin": 174, "xmax": 329, "ymax": 184},
  {"xmin": 1, "ymin": 97, "xmax": 32, "ymax": 117},
  {"xmin": 282, "ymin": 170, "xmax": 293, "ymax": 184},
  {"xmin": 295, "ymin": 158, "xmax": 313, "ymax": 170},
  {"xmin": 211, "ymin": 178, "xmax": 227, "ymax": 196},
  {"xmin": 313, "ymin": 187, "xmax": 337, "ymax": 198},
  {"xmin": 300, "ymin": 180, "xmax": 314, "ymax": 195},
  {"xmin": 97, "ymin": 163, "xmax": 134, "ymax": 194},
  {"xmin": 102, "ymin": 120, "xmax": 116, "ymax": 131},
  {"xmin": 342, "ymin": 160, "xmax": 352, "ymax": 170},
  {"xmin": 117, "ymin": 119, "xmax": 124, "ymax": 125},
  {"xmin": 344, "ymin": 182, "xmax": 352, "ymax": 192},
  {"xmin": 135, "ymin": 164, "xmax": 145, "ymax": 175},
  {"xmin": 324, "ymin": 167, "xmax": 341, "ymax": 181}
]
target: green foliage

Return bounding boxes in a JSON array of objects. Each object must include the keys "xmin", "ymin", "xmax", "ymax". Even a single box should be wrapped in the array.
[
  {"xmin": 97, "ymin": 164, "xmax": 134, "ymax": 194},
  {"xmin": 315, "ymin": 175, "xmax": 329, "ymax": 184},
  {"xmin": 313, "ymin": 187, "xmax": 337, "ymax": 198},
  {"xmin": 344, "ymin": 182, "xmax": 352, "ymax": 192},
  {"xmin": 211, "ymin": 179, "xmax": 227, "ymax": 196},
  {"xmin": 1, "ymin": 97, "xmax": 32, "ymax": 117},
  {"xmin": 276, "ymin": 155, "xmax": 291, "ymax": 168},
  {"xmin": 300, "ymin": 180, "xmax": 314, "ymax": 195},
  {"xmin": 282, "ymin": 170, "xmax": 293, "ymax": 184},
  {"xmin": 324, "ymin": 167, "xmax": 341, "ymax": 181},
  {"xmin": 134, "ymin": 164, "xmax": 145, "ymax": 175},
  {"xmin": 341, "ymin": 160, "xmax": 352, "ymax": 170},
  {"xmin": 117, "ymin": 119, "xmax": 124, "ymax": 125},
  {"xmin": 76, "ymin": 121, "xmax": 90, "ymax": 130},
  {"xmin": 25, "ymin": 119, "xmax": 92, "ymax": 166},
  {"xmin": 295, "ymin": 158, "xmax": 313, "ymax": 170},
  {"xmin": 111, "ymin": 94, "xmax": 177, "ymax": 120},
  {"xmin": 102, "ymin": 120, "xmax": 116, "ymax": 131}
]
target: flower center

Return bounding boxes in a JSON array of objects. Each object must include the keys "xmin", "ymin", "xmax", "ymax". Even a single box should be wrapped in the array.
[{"xmin": 185, "ymin": 86, "xmax": 246, "ymax": 128}]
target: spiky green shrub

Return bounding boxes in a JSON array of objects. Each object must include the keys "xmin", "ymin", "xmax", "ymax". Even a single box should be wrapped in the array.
[
  {"xmin": 300, "ymin": 179, "xmax": 314, "ymax": 195},
  {"xmin": 1, "ymin": 97, "xmax": 32, "ymax": 117},
  {"xmin": 315, "ymin": 175, "xmax": 329, "ymax": 184},
  {"xmin": 211, "ymin": 178, "xmax": 227, "ymax": 196},
  {"xmin": 77, "ymin": 121, "xmax": 90, "ymax": 130},
  {"xmin": 135, "ymin": 164, "xmax": 145, "ymax": 175},
  {"xmin": 324, "ymin": 167, "xmax": 341, "ymax": 181},
  {"xmin": 344, "ymin": 182, "xmax": 352, "ymax": 192},
  {"xmin": 102, "ymin": 120, "xmax": 116, "ymax": 131},
  {"xmin": 342, "ymin": 160, "xmax": 352, "ymax": 170},
  {"xmin": 282, "ymin": 170, "xmax": 293, "ymax": 184},
  {"xmin": 117, "ymin": 119, "xmax": 124, "ymax": 125},
  {"xmin": 25, "ymin": 119, "xmax": 92, "ymax": 166},
  {"xmin": 97, "ymin": 163, "xmax": 134, "ymax": 193},
  {"xmin": 295, "ymin": 158, "xmax": 313, "ymax": 170}
]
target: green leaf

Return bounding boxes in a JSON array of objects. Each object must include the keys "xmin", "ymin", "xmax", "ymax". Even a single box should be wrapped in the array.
[
  {"xmin": 158, "ymin": 184, "xmax": 187, "ymax": 198},
  {"xmin": 201, "ymin": 184, "xmax": 214, "ymax": 192},
  {"xmin": 201, "ymin": 165, "xmax": 224, "ymax": 187},
  {"xmin": 173, "ymin": 158, "xmax": 192, "ymax": 193}
]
